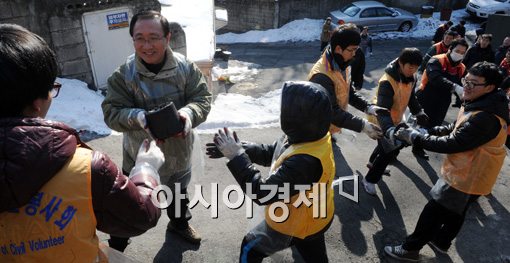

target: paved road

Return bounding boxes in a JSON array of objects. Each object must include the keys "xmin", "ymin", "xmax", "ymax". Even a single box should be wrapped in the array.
[{"xmin": 89, "ymin": 38, "xmax": 510, "ymax": 262}]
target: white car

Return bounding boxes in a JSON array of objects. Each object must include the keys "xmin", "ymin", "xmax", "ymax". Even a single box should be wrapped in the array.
[{"xmin": 466, "ymin": 0, "xmax": 510, "ymax": 18}]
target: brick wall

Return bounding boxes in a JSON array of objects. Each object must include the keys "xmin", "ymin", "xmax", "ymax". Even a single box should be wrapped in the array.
[{"xmin": 0, "ymin": 0, "xmax": 160, "ymax": 89}]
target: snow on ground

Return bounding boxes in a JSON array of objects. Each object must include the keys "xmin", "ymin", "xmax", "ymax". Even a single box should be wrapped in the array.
[
  {"xmin": 46, "ymin": 9, "xmax": 482, "ymax": 136},
  {"xmin": 217, "ymin": 9, "xmax": 479, "ymax": 43}
]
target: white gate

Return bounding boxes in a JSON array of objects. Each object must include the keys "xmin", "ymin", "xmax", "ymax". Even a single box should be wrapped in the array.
[{"xmin": 82, "ymin": 7, "xmax": 134, "ymax": 90}]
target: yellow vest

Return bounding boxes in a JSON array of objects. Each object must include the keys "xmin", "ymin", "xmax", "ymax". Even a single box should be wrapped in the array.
[
  {"xmin": 367, "ymin": 73, "xmax": 413, "ymax": 125},
  {"xmin": 264, "ymin": 133, "xmax": 335, "ymax": 239},
  {"xmin": 442, "ymin": 110, "xmax": 508, "ymax": 195},
  {"xmin": 308, "ymin": 53, "xmax": 351, "ymax": 134},
  {"xmin": 0, "ymin": 147, "xmax": 99, "ymax": 262}
]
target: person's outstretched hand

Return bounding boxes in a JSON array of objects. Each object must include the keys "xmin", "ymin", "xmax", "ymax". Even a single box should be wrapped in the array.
[
  {"xmin": 130, "ymin": 139, "xmax": 165, "ymax": 183},
  {"xmin": 362, "ymin": 119, "xmax": 383, "ymax": 139},
  {"xmin": 213, "ymin": 127, "xmax": 244, "ymax": 160}
]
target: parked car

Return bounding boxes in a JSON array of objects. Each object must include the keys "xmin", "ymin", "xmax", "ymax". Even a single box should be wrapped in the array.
[
  {"xmin": 329, "ymin": 1, "xmax": 419, "ymax": 32},
  {"xmin": 466, "ymin": 0, "xmax": 510, "ymax": 18}
]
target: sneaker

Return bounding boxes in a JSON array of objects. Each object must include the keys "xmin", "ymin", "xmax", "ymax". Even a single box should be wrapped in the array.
[
  {"xmin": 428, "ymin": 241, "xmax": 448, "ymax": 254},
  {"xmin": 384, "ymin": 245, "xmax": 419, "ymax": 262},
  {"xmin": 412, "ymin": 147, "xmax": 429, "ymax": 160},
  {"xmin": 167, "ymin": 223, "xmax": 202, "ymax": 244},
  {"xmin": 362, "ymin": 178, "xmax": 377, "ymax": 195},
  {"xmin": 366, "ymin": 162, "xmax": 390, "ymax": 175}
]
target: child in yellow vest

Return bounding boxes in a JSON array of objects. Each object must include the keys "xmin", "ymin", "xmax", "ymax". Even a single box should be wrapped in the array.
[{"xmin": 207, "ymin": 81, "xmax": 334, "ymax": 262}]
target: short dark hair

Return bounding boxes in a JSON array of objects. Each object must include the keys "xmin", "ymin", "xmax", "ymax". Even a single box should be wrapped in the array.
[
  {"xmin": 398, "ymin": 48, "xmax": 423, "ymax": 66},
  {"xmin": 446, "ymin": 21, "xmax": 453, "ymax": 26},
  {"xmin": 459, "ymin": 20, "xmax": 466, "ymax": 25},
  {"xmin": 129, "ymin": 10, "xmax": 170, "ymax": 37},
  {"xmin": 468, "ymin": 61, "xmax": 504, "ymax": 87},
  {"xmin": 449, "ymin": 38, "xmax": 469, "ymax": 51},
  {"xmin": 0, "ymin": 24, "xmax": 58, "ymax": 117},
  {"xmin": 330, "ymin": 23, "xmax": 361, "ymax": 50},
  {"xmin": 444, "ymin": 30, "xmax": 458, "ymax": 37}
]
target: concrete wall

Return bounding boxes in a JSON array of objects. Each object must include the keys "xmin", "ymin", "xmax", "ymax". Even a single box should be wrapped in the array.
[
  {"xmin": 0, "ymin": 0, "xmax": 160, "ymax": 89},
  {"xmin": 216, "ymin": 0, "xmax": 469, "ymax": 33}
]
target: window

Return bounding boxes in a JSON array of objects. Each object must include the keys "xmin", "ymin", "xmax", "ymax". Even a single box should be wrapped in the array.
[
  {"xmin": 360, "ymin": 8, "xmax": 377, "ymax": 18},
  {"xmin": 341, "ymin": 4, "xmax": 361, "ymax": 17},
  {"xmin": 377, "ymin": 8, "xmax": 395, "ymax": 17}
]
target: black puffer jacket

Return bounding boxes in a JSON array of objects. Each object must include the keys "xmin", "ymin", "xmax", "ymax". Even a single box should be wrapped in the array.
[
  {"xmin": 415, "ymin": 89, "xmax": 509, "ymax": 152},
  {"xmin": 462, "ymin": 44, "xmax": 495, "ymax": 70},
  {"xmin": 227, "ymin": 81, "xmax": 332, "ymax": 205},
  {"xmin": 0, "ymin": 118, "xmax": 160, "ymax": 237},
  {"xmin": 376, "ymin": 59, "xmax": 423, "ymax": 133}
]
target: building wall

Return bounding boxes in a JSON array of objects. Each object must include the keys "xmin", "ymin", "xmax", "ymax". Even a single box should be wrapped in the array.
[
  {"xmin": 216, "ymin": 0, "xmax": 469, "ymax": 33},
  {"xmin": 0, "ymin": 0, "xmax": 160, "ymax": 89}
]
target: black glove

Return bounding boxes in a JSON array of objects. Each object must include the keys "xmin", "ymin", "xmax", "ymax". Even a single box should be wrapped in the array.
[
  {"xmin": 415, "ymin": 111, "xmax": 430, "ymax": 127},
  {"xmin": 206, "ymin": 143, "xmax": 223, "ymax": 158}
]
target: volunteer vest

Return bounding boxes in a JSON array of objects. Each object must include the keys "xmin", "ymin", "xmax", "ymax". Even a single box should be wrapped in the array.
[
  {"xmin": 420, "ymin": 53, "xmax": 465, "ymax": 90},
  {"xmin": 434, "ymin": 42, "xmax": 449, "ymax": 55},
  {"xmin": 442, "ymin": 109, "xmax": 507, "ymax": 195},
  {"xmin": 264, "ymin": 133, "xmax": 335, "ymax": 239},
  {"xmin": 367, "ymin": 73, "xmax": 413, "ymax": 125},
  {"xmin": 308, "ymin": 53, "xmax": 351, "ymax": 133},
  {"xmin": 0, "ymin": 147, "xmax": 99, "ymax": 262}
]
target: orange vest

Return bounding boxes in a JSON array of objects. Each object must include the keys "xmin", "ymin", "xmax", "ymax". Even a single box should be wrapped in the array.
[
  {"xmin": 264, "ymin": 133, "xmax": 335, "ymax": 239},
  {"xmin": 308, "ymin": 52, "xmax": 350, "ymax": 134},
  {"xmin": 420, "ymin": 53, "xmax": 465, "ymax": 91},
  {"xmin": 442, "ymin": 110, "xmax": 507, "ymax": 195},
  {"xmin": 434, "ymin": 42, "xmax": 449, "ymax": 55},
  {"xmin": 0, "ymin": 147, "xmax": 99, "ymax": 262},
  {"xmin": 367, "ymin": 73, "xmax": 413, "ymax": 125}
]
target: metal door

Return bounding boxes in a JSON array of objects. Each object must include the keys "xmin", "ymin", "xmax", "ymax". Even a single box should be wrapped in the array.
[{"xmin": 82, "ymin": 7, "xmax": 134, "ymax": 90}]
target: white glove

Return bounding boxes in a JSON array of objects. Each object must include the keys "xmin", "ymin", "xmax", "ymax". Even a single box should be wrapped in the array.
[
  {"xmin": 136, "ymin": 111, "xmax": 147, "ymax": 129},
  {"xmin": 453, "ymin": 84, "xmax": 464, "ymax": 99},
  {"xmin": 129, "ymin": 139, "xmax": 165, "ymax": 184},
  {"xmin": 177, "ymin": 110, "xmax": 192, "ymax": 137},
  {"xmin": 395, "ymin": 127, "xmax": 421, "ymax": 145},
  {"xmin": 362, "ymin": 119, "xmax": 383, "ymax": 140},
  {"xmin": 365, "ymin": 105, "xmax": 388, "ymax": 116},
  {"xmin": 214, "ymin": 127, "xmax": 245, "ymax": 160}
]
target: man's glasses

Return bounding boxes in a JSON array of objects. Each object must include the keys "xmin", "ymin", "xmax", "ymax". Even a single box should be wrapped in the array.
[
  {"xmin": 51, "ymin": 82, "xmax": 62, "ymax": 98},
  {"xmin": 133, "ymin": 36, "xmax": 165, "ymax": 46},
  {"xmin": 461, "ymin": 78, "xmax": 486, "ymax": 90},
  {"xmin": 345, "ymin": 47, "xmax": 359, "ymax": 53}
]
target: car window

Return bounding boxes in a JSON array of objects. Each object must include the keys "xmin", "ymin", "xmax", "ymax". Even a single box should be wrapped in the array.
[
  {"xmin": 341, "ymin": 4, "xmax": 361, "ymax": 17},
  {"xmin": 360, "ymin": 8, "xmax": 377, "ymax": 18},
  {"xmin": 376, "ymin": 8, "xmax": 394, "ymax": 17}
]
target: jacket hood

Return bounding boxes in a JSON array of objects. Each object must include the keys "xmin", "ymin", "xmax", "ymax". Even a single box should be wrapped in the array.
[
  {"xmin": 280, "ymin": 81, "xmax": 332, "ymax": 144},
  {"xmin": 0, "ymin": 118, "xmax": 79, "ymax": 212},
  {"xmin": 464, "ymin": 89, "xmax": 510, "ymax": 123},
  {"xmin": 385, "ymin": 59, "xmax": 416, "ymax": 84}
]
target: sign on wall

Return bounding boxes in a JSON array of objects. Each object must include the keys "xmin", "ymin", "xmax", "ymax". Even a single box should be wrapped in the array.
[{"xmin": 106, "ymin": 12, "xmax": 129, "ymax": 30}]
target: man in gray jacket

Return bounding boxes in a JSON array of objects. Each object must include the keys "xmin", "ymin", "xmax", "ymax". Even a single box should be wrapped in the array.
[{"xmin": 102, "ymin": 10, "xmax": 212, "ymax": 249}]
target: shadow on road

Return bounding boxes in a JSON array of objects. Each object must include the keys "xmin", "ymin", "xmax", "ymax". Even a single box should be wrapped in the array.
[{"xmin": 153, "ymin": 230, "xmax": 200, "ymax": 263}]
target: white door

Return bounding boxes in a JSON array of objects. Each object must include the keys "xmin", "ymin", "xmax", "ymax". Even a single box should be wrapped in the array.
[{"xmin": 82, "ymin": 7, "xmax": 134, "ymax": 90}]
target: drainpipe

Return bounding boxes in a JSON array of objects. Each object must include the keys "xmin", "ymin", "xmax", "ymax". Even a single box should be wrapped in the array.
[{"xmin": 273, "ymin": 0, "xmax": 279, "ymax": 29}]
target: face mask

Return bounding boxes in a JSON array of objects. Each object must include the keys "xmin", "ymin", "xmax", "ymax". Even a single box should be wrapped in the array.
[{"xmin": 449, "ymin": 51, "xmax": 464, "ymax": 62}]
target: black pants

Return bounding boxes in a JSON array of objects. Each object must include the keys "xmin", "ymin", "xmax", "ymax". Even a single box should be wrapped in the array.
[
  {"xmin": 403, "ymin": 197, "xmax": 479, "ymax": 251},
  {"xmin": 365, "ymin": 142, "xmax": 400, "ymax": 184},
  {"xmin": 166, "ymin": 176, "xmax": 192, "ymax": 229},
  {"xmin": 240, "ymin": 230, "xmax": 328, "ymax": 263}
]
